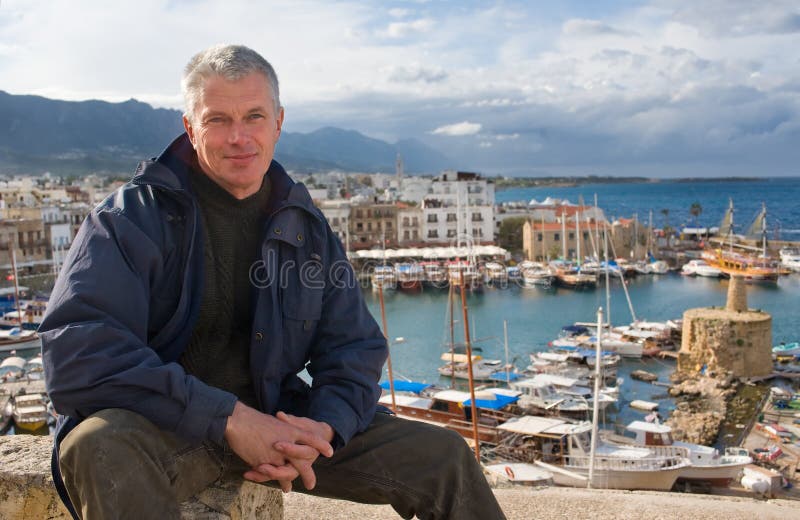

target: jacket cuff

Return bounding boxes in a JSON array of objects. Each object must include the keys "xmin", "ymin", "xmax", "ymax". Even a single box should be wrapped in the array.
[{"xmin": 178, "ymin": 380, "xmax": 238, "ymax": 445}]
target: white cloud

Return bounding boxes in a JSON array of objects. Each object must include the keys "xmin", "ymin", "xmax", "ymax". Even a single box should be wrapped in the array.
[
  {"xmin": 431, "ymin": 121, "xmax": 482, "ymax": 136},
  {"xmin": 379, "ymin": 18, "xmax": 434, "ymax": 39},
  {"xmin": 389, "ymin": 8, "xmax": 411, "ymax": 18},
  {"xmin": 563, "ymin": 18, "xmax": 638, "ymax": 37}
]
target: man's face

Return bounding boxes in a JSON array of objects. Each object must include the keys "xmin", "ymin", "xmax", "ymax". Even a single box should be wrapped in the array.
[{"xmin": 183, "ymin": 72, "xmax": 284, "ymax": 199}]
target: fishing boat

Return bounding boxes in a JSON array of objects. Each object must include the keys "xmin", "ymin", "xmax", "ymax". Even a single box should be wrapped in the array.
[
  {"xmin": 378, "ymin": 384, "xmax": 517, "ymax": 444},
  {"xmin": 494, "ymin": 415, "xmax": 689, "ymax": 490},
  {"xmin": 371, "ymin": 265, "xmax": 396, "ymax": 292},
  {"xmin": 609, "ymin": 421, "xmax": 752, "ymax": 486},
  {"xmin": 11, "ymin": 392, "xmax": 49, "ymax": 432},
  {"xmin": 394, "ymin": 263, "xmax": 424, "ymax": 292},
  {"xmin": 420, "ymin": 261, "xmax": 448, "ymax": 288},
  {"xmin": 0, "ymin": 328, "xmax": 40, "ymax": 353}
]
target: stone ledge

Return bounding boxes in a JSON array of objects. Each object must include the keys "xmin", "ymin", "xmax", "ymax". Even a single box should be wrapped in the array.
[{"xmin": 0, "ymin": 435, "xmax": 283, "ymax": 520}]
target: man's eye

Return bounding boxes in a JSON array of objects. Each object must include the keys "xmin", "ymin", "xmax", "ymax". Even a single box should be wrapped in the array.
[{"xmin": 248, "ymin": 113, "xmax": 266, "ymax": 120}]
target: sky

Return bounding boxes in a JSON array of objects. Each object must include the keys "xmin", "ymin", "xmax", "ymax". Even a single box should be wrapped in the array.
[{"xmin": 1, "ymin": 0, "xmax": 799, "ymax": 177}]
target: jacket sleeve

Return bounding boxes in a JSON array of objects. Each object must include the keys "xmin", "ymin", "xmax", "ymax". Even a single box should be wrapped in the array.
[
  {"xmin": 304, "ymin": 223, "xmax": 388, "ymax": 447},
  {"xmin": 40, "ymin": 207, "xmax": 237, "ymax": 445}
]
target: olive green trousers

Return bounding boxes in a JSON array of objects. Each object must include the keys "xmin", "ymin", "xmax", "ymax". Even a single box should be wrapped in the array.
[{"xmin": 59, "ymin": 408, "xmax": 505, "ymax": 520}]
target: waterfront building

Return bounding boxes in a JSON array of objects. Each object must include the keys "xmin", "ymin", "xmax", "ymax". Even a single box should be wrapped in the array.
[
  {"xmin": 422, "ymin": 171, "xmax": 494, "ymax": 246},
  {"xmin": 397, "ymin": 205, "xmax": 423, "ymax": 245},
  {"xmin": 317, "ymin": 199, "xmax": 351, "ymax": 246},
  {"xmin": 348, "ymin": 200, "xmax": 398, "ymax": 249}
]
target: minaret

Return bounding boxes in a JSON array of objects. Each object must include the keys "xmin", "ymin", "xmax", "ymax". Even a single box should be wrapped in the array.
[{"xmin": 395, "ymin": 153, "xmax": 404, "ymax": 180}]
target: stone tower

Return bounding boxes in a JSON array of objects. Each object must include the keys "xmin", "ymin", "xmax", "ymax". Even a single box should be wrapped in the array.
[{"xmin": 678, "ymin": 276, "xmax": 772, "ymax": 378}]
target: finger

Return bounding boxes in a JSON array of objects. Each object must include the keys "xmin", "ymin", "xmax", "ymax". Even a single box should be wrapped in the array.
[
  {"xmin": 274, "ymin": 441, "xmax": 320, "ymax": 460},
  {"xmin": 294, "ymin": 431, "xmax": 334, "ymax": 458},
  {"xmin": 290, "ymin": 459, "xmax": 317, "ymax": 490},
  {"xmin": 279, "ymin": 479, "xmax": 292, "ymax": 493},
  {"xmin": 252, "ymin": 463, "xmax": 300, "ymax": 482}
]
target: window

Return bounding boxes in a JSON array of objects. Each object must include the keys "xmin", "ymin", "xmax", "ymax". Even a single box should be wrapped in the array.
[
  {"xmin": 403, "ymin": 217, "xmax": 409, "ymax": 226},
  {"xmin": 332, "ymin": 217, "xmax": 339, "ymax": 226},
  {"xmin": 386, "ymin": 221, "xmax": 392, "ymax": 229},
  {"xmin": 356, "ymin": 223, "xmax": 363, "ymax": 231},
  {"xmin": 367, "ymin": 223, "xmax": 372, "ymax": 231},
  {"xmin": 404, "ymin": 230, "xmax": 410, "ymax": 240},
  {"xmin": 427, "ymin": 214, "xmax": 438, "ymax": 223},
  {"xmin": 446, "ymin": 213, "xmax": 457, "ymax": 222},
  {"xmin": 568, "ymin": 232, "xmax": 574, "ymax": 240},
  {"xmin": 412, "ymin": 230, "xmax": 418, "ymax": 239},
  {"xmin": 412, "ymin": 217, "xmax": 418, "ymax": 226},
  {"xmin": 471, "ymin": 213, "xmax": 483, "ymax": 222},
  {"xmin": 356, "ymin": 209, "xmax": 363, "ymax": 218},
  {"xmin": 447, "ymin": 229, "xmax": 456, "ymax": 238},
  {"xmin": 554, "ymin": 233, "xmax": 560, "ymax": 241},
  {"xmin": 537, "ymin": 233, "xmax": 543, "ymax": 242},
  {"xmin": 428, "ymin": 230, "xmax": 439, "ymax": 238},
  {"xmin": 583, "ymin": 232, "xmax": 589, "ymax": 240}
]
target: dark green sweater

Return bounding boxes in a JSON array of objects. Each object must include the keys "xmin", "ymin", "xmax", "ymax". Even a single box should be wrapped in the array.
[{"xmin": 180, "ymin": 169, "xmax": 271, "ymax": 408}]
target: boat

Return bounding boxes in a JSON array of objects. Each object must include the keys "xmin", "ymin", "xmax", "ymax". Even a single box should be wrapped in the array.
[
  {"xmin": 484, "ymin": 262, "xmax": 509, "ymax": 286},
  {"xmin": 779, "ymin": 247, "xmax": 800, "ymax": 272},
  {"xmin": 420, "ymin": 261, "xmax": 448, "ymax": 288},
  {"xmin": 681, "ymin": 259, "xmax": 722, "ymax": 278},
  {"xmin": 612, "ymin": 421, "xmax": 752, "ymax": 486},
  {"xmin": 630, "ymin": 370, "xmax": 658, "ymax": 383},
  {"xmin": 549, "ymin": 260, "xmax": 597, "ymax": 289},
  {"xmin": 511, "ymin": 378, "xmax": 592, "ymax": 415},
  {"xmin": 773, "ymin": 342, "xmax": 800, "ymax": 357},
  {"xmin": 702, "ymin": 201, "xmax": 781, "ymax": 282},
  {"xmin": 11, "ymin": 392, "xmax": 49, "ymax": 432},
  {"xmin": 1, "ymin": 388, "xmax": 12, "ymax": 432},
  {"xmin": 494, "ymin": 415, "xmax": 689, "ymax": 491},
  {"xmin": 0, "ymin": 328, "xmax": 41, "ymax": 353},
  {"xmin": 23, "ymin": 353, "xmax": 44, "ymax": 380},
  {"xmin": 377, "ymin": 382, "xmax": 517, "ymax": 444},
  {"xmin": 446, "ymin": 260, "xmax": 482, "ymax": 290},
  {"xmin": 484, "ymin": 463, "xmax": 554, "ymax": 486},
  {"xmin": 437, "ymin": 352, "xmax": 510, "ymax": 381},
  {"xmin": 0, "ymin": 355, "xmax": 26, "ymax": 382},
  {"xmin": 519, "ymin": 261, "xmax": 554, "ymax": 288},
  {"xmin": 371, "ymin": 265, "xmax": 396, "ymax": 292},
  {"xmin": 394, "ymin": 263, "xmax": 423, "ymax": 292},
  {"xmin": 630, "ymin": 400, "xmax": 659, "ymax": 411}
]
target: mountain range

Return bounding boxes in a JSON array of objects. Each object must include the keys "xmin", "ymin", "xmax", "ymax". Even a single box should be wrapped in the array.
[{"xmin": 0, "ymin": 91, "xmax": 451, "ymax": 176}]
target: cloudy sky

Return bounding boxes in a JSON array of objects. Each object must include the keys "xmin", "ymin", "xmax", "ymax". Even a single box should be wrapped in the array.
[{"xmin": 2, "ymin": 0, "xmax": 799, "ymax": 177}]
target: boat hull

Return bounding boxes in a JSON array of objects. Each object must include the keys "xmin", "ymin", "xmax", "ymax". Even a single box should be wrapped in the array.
[{"xmin": 553, "ymin": 464, "xmax": 684, "ymax": 491}]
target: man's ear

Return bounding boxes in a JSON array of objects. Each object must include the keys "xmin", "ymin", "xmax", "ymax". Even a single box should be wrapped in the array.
[
  {"xmin": 276, "ymin": 107, "xmax": 285, "ymax": 137},
  {"xmin": 183, "ymin": 115, "xmax": 196, "ymax": 146}
]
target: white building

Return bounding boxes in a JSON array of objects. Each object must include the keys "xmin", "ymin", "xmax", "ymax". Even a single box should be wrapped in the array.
[{"xmin": 421, "ymin": 171, "xmax": 494, "ymax": 245}]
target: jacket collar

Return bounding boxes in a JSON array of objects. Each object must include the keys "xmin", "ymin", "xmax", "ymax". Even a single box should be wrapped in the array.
[{"xmin": 131, "ymin": 133, "xmax": 321, "ymax": 222}]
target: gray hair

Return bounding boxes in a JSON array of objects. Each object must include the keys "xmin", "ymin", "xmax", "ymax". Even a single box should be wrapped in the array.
[{"xmin": 182, "ymin": 44, "xmax": 280, "ymax": 122}]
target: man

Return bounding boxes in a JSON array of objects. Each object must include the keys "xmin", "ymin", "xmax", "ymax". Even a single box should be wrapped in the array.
[{"xmin": 40, "ymin": 44, "xmax": 505, "ymax": 520}]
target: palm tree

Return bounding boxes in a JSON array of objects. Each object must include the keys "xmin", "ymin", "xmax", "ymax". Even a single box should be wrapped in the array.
[
  {"xmin": 689, "ymin": 202, "xmax": 702, "ymax": 227},
  {"xmin": 689, "ymin": 202, "xmax": 703, "ymax": 240}
]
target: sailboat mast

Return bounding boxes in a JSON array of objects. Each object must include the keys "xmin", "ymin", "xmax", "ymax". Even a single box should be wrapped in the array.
[
  {"xmin": 603, "ymin": 228, "xmax": 611, "ymax": 327},
  {"xmin": 587, "ymin": 307, "xmax": 604, "ymax": 489},
  {"xmin": 575, "ymin": 210, "xmax": 581, "ymax": 265},
  {"xmin": 459, "ymin": 272, "xmax": 481, "ymax": 462},
  {"xmin": 761, "ymin": 203, "xmax": 767, "ymax": 257},
  {"xmin": 377, "ymin": 283, "xmax": 396, "ymax": 411},
  {"xmin": 503, "ymin": 320, "xmax": 510, "ymax": 384},
  {"xmin": 10, "ymin": 244, "xmax": 23, "ymax": 325},
  {"xmin": 561, "ymin": 210, "xmax": 567, "ymax": 260},
  {"xmin": 448, "ymin": 282, "xmax": 456, "ymax": 389}
]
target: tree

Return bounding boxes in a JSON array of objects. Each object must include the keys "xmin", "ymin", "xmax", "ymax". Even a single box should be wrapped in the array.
[
  {"xmin": 660, "ymin": 208, "xmax": 670, "ymax": 231},
  {"xmin": 689, "ymin": 202, "xmax": 702, "ymax": 228},
  {"xmin": 497, "ymin": 217, "xmax": 527, "ymax": 255}
]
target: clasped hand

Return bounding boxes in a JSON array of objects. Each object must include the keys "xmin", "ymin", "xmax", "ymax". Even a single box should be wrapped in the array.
[{"xmin": 224, "ymin": 402, "xmax": 334, "ymax": 493}]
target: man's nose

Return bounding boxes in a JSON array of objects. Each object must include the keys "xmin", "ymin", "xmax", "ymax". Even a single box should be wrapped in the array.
[{"xmin": 227, "ymin": 121, "xmax": 249, "ymax": 144}]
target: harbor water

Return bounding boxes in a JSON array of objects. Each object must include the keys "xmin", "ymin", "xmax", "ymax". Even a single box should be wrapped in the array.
[{"xmin": 364, "ymin": 272, "xmax": 800, "ymax": 429}]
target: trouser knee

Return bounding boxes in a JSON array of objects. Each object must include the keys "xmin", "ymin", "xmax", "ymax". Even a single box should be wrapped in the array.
[{"xmin": 59, "ymin": 408, "xmax": 154, "ymax": 479}]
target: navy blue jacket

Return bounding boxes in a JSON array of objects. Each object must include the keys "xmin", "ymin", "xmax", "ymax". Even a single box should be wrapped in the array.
[{"xmin": 40, "ymin": 134, "xmax": 387, "ymax": 515}]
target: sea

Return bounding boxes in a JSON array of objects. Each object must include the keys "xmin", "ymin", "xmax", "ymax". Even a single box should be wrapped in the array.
[
  {"xmin": 3, "ymin": 177, "xmax": 799, "ymax": 436},
  {"xmin": 496, "ymin": 177, "xmax": 800, "ymax": 241}
]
